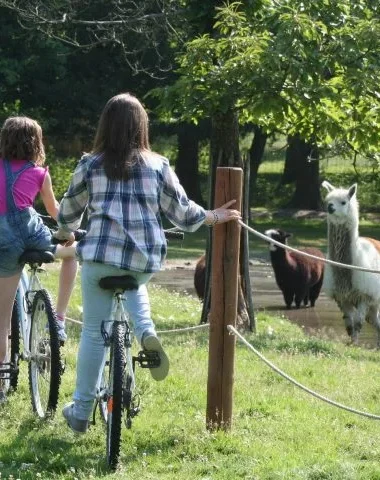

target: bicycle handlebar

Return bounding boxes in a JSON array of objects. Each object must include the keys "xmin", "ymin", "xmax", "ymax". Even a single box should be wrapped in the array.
[
  {"xmin": 40, "ymin": 215, "xmax": 184, "ymax": 243},
  {"xmin": 163, "ymin": 229, "xmax": 184, "ymax": 240}
]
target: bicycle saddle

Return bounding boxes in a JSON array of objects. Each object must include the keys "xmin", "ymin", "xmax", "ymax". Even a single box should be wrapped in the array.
[
  {"xmin": 99, "ymin": 275, "xmax": 139, "ymax": 291},
  {"xmin": 19, "ymin": 250, "xmax": 55, "ymax": 265}
]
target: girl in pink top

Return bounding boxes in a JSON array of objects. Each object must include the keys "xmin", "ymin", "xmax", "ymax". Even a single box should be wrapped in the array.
[{"xmin": 0, "ymin": 116, "xmax": 78, "ymax": 399}]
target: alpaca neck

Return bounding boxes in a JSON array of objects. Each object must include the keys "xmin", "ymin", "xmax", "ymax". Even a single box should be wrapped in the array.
[
  {"xmin": 328, "ymin": 223, "xmax": 358, "ymax": 263},
  {"xmin": 328, "ymin": 222, "xmax": 358, "ymax": 294},
  {"xmin": 270, "ymin": 247, "xmax": 287, "ymax": 264}
]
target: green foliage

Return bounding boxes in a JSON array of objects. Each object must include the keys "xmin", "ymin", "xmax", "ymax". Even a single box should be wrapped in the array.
[
  {"xmin": 0, "ymin": 99, "xmax": 21, "ymax": 124},
  {"xmin": 47, "ymin": 154, "xmax": 78, "ymax": 201},
  {"xmin": 154, "ymin": 0, "xmax": 380, "ymax": 163}
]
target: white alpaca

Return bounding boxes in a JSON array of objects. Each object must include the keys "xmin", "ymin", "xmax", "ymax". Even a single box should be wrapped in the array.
[{"xmin": 322, "ymin": 181, "xmax": 380, "ymax": 346}]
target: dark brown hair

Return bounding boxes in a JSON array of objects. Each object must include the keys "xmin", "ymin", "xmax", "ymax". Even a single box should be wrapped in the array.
[
  {"xmin": 92, "ymin": 93, "xmax": 150, "ymax": 180},
  {"xmin": 0, "ymin": 116, "xmax": 45, "ymax": 166}
]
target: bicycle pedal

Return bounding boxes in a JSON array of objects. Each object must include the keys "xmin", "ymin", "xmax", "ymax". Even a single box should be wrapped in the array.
[
  {"xmin": 134, "ymin": 350, "xmax": 160, "ymax": 368},
  {"xmin": 0, "ymin": 363, "xmax": 18, "ymax": 379}
]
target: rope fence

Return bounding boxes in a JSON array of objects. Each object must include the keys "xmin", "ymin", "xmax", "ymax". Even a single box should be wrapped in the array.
[
  {"xmin": 64, "ymin": 219, "xmax": 380, "ymax": 421},
  {"xmin": 65, "ymin": 316, "xmax": 209, "ymax": 334},
  {"xmin": 66, "ymin": 312, "xmax": 380, "ymax": 419},
  {"xmin": 66, "ymin": 219, "xmax": 380, "ymax": 330},
  {"xmin": 227, "ymin": 325, "xmax": 380, "ymax": 420},
  {"xmin": 239, "ymin": 219, "xmax": 380, "ymax": 275}
]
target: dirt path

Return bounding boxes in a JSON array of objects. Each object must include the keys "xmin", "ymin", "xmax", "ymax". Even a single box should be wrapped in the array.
[{"xmin": 152, "ymin": 258, "xmax": 379, "ymax": 350}]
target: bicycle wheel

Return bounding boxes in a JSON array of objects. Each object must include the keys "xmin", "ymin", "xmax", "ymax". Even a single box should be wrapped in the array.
[
  {"xmin": 9, "ymin": 297, "xmax": 20, "ymax": 390},
  {"xmin": 28, "ymin": 289, "xmax": 61, "ymax": 418},
  {"xmin": 106, "ymin": 322, "xmax": 126, "ymax": 469},
  {"xmin": 98, "ymin": 358, "xmax": 109, "ymax": 424}
]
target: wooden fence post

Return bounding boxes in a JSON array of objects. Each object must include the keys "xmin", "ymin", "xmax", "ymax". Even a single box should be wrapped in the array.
[{"xmin": 206, "ymin": 166, "xmax": 243, "ymax": 430}]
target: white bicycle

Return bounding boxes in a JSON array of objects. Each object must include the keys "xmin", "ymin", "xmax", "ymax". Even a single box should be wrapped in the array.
[
  {"xmin": 5, "ymin": 250, "xmax": 62, "ymax": 418},
  {"xmin": 3, "ymin": 224, "xmax": 85, "ymax": 417}
]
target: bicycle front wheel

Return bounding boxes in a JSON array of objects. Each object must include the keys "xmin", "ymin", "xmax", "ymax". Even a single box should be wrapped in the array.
[
  {"xmin": 28, "ymin": 289, "xmax": 61, "ymax": 418},
  {"xmin": 106, "ymin": 322, "xmax": 126, "ymax": 470}
]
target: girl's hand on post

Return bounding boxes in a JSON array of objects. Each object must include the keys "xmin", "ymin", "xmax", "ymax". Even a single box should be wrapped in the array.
[{"xmin": 204, "ymin": 199, "xmax": 242, "ymax": 226}]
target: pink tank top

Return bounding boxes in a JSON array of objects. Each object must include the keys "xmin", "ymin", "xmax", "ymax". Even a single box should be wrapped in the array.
[{"xmin": 0, "ymin": 158, "xmax": 48, "ymax": 214}]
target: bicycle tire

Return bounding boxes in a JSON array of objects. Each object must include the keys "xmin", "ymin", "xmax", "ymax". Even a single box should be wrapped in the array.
[
  {"xmin": 28, "ymin": 289, "xmax": 61, "ymax": 418},
  {"xmin": 9, "ymin": 297, "xmax": 20, "ymax": 390},
  {"xmin": 106, "ymin": 322, "xmax": 126, "ymax": 469}
]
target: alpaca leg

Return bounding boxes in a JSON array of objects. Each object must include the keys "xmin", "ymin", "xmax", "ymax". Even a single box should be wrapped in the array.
[
  {"xmin": 295, "ymin": 289, "xmax": 307, "ymax": 309},
  {"xmin": 309, "ymin": 277, "xmax": 323, "ymax": 307},
  {"xmin": 354, "ymin": 302, "xmax": 368, "ymax": 342},
  {"xmin": 375, "ymin": 313, "xmax": 380, "ymax": 350},
  {"xmin": 303, "ymin": 291, "xmax": 309, "ymax": 307},
  {"xmin": 365, "ymin": 305, "xmax": 380, "ymax": 349},
  {"xmin": 283, "ymin": 290, "xmax": 294, "ymax": 309},
  {"xmin": 341, "ymin": 306, "xmax": 358, "ymax": 344}
]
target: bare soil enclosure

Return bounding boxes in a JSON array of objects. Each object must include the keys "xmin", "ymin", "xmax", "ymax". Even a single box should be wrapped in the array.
[{"xmin": 152, "ymin": 258, "xmax": 379, "ymax": 350}]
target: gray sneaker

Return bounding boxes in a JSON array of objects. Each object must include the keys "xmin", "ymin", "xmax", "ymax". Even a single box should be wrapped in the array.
[
  {"xmin": 0, "ymin": 374, "xmax": 9, "ymax": 405},
  {"xmin": 0, "ymin": 386, "xmax": 6, "ymax": 405},
  {"xmin": 142, "ymin": 334, "xmax": 169, "ymax": 381},
  {"xmin": 56, "ymin": 320, "xmax": 67, "ymax": 343},
  {"xmin": 62, "ymin": 402, "xmax": 89, "ymax": 434}
]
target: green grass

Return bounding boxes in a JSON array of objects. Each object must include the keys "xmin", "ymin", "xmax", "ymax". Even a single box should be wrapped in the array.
[
  {"xmin": 5, "ymin": 143, "xmax": 380, "ymax": 478},
  {"xmin": 3, "ymin": 265, "xmax": 380, "ymax": 479}
]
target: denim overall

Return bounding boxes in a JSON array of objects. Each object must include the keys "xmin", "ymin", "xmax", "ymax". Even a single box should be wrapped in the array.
[{"xmin": 0, "ymin": 159, "xmax": 53, "ymax": 277}]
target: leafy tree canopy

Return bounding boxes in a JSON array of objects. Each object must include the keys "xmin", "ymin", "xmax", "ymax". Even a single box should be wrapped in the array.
[{"xmin": 154, "ymin": 1, "xmax": 380, "ymax": 162}]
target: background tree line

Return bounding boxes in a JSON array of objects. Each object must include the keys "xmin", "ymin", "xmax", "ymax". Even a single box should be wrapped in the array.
[
  {"xmin": 0, "ymin": 0, "xmax": 379, "ymax": 210},
  {"xmin": 1, "ymin": 0, "xmax": 379, "ymax": 328}
]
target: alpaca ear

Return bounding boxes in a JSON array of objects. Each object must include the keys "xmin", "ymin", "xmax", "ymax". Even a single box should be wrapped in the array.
[
  {"xmin": 321, "ymin": 180, "xmax": 335, "ymax": 192},
  {"xmin": 285, "ymin": 232, "xmax": 292, "ymax": 239},
  {"xmin": 348, "ymin": 184, "xmax": 357, "ymax": 199}
]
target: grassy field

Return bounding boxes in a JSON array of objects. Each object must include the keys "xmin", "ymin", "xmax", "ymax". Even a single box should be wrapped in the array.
[
  {"xmin": 2, "ymin": 256, "xmax": 380, "ymax": 479},
  {"xmin": 3, "ymin": 145, "xmax": 380, "ymax": 478}
]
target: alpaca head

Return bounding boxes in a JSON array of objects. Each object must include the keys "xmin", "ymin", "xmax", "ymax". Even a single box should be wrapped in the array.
[
  {"xmin": 322, "ymin": 181, "xmax": 359, "ymax": 227},
  {"xmin": 265, "ymin": 228, "xmax": 291, "ymax": 252}
]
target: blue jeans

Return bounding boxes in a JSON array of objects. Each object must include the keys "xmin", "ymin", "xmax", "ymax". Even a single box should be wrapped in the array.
[
  {"xmin": 73, "ymin": 261, "xmax": 155, "ymax": 420},
  {"xmin": 0, "ymin": 208, "xmax": 55, "ymax": 277}
]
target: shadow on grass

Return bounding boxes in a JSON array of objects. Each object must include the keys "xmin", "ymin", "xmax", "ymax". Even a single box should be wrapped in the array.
[{"xmin": 0, "ymin": 413, "xmax": 111, "ymax": 478}]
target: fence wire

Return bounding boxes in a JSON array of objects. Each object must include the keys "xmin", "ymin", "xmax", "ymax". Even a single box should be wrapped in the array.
[
  {"xmin": 228, "ymin": 325, "xmax": 380, "ymax": 420},
  {"xmin": 239, "ymin": 219, "xmax": 380, "ymax": 274}
]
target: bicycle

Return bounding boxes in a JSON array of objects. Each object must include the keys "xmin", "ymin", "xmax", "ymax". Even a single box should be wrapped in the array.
[
  {"xmin": 93, "ymin": 228, "xmax": 184, "ymax": 469},
  {"xmin": 3, "ymin": 226, "xmax": 85, "ymax": 418}
]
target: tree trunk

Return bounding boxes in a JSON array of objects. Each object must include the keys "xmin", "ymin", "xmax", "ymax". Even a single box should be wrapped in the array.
[
  {"xmin": 248, "ymin": 125, "xmax": 268, "ymax": 213},
  {"xmin": 175, "ymin": 122, "xmax": 204, "ymax": 205},
  {"xmin": 200, "ymin": 108, "xmax": 253, "ymax": 330},
  {"xmin": 282, "ymin": 135, "xmax": 322, "ymax": 210}
]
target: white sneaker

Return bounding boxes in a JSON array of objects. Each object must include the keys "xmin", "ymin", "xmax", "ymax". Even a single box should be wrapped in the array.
[{"xmin": 142, "ymin": 334, "xmax": 169, "ymax": 381}]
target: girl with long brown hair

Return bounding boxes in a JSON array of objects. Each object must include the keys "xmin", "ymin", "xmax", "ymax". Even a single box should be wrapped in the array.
[{"xmin": 56, "ymin": 93, "xmax": 241, "ymax": 433}]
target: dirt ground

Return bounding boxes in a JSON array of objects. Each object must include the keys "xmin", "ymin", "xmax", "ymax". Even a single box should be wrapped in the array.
[{"xmin": 152, "ymin": 257, "xmax": 379, "ymax": 350}]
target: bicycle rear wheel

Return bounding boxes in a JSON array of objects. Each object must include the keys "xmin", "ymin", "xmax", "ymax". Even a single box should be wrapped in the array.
[
  {"xmin": 9, "ymin": 297, "xmax": 20, "ymax": 390},
  {"xmin": 106, "ymin": 322, "xmax": 126, "ymax": 469},
  {"xmin": 98, "ymin": 358, "xmax": 109, "ymax": 424},
  {"xmin": 28, "ymin": 289, "xmax": 61, "ymax": 418}
]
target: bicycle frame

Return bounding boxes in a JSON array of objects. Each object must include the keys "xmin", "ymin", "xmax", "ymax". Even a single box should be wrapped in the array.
[{"xmin": 16, "ymin": 265, "xmax": 43, "ymax": 361}]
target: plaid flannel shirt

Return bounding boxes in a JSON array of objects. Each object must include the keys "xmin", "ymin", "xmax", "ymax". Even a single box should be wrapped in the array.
[{"xmin": 57, "ymin": 153, "xmax": 206, "ymax": 272}]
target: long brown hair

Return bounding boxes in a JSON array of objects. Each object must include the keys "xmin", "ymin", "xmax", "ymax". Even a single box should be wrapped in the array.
[
  {"xmin": 0, "ymin": 116, "xmax": 45, "ymax": 166},
  {"xmin": 92, "ymin": 93, "xmax": 151, "ymax": 180}
]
